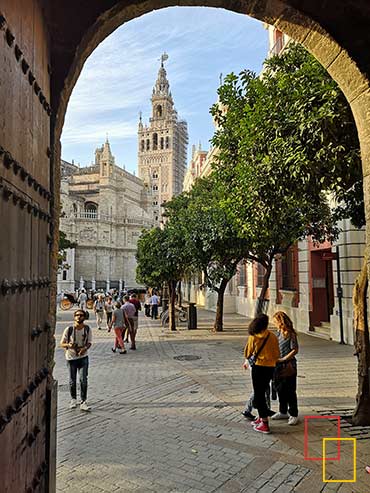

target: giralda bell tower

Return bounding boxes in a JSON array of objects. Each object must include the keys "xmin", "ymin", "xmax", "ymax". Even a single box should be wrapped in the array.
[{"xmin": 138, "ymin": 53, "xmax": 188, "ymax": 223}]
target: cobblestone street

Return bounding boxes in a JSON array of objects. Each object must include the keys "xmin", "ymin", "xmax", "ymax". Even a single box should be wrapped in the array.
[{"xmin": 54, "ymin": 309, "xmax": 370, "ymax": 492}]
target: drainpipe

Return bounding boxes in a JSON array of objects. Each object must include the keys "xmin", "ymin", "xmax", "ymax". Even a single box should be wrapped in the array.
[{"xmin": 336, "ymin": 246, "xmax": 345, "ymax": 344}]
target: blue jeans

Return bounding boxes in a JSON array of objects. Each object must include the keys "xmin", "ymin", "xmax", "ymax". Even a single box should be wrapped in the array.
[{"xmin": 67, "ymin": 356, "xmax": 89, "ymax": 402}]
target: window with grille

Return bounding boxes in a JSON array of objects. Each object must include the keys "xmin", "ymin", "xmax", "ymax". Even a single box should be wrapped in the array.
[
  {"xmin": 256, "ymin": 263, "xmax": 265, "ymax": 287},
  {"xmin": 282, "ymin": 246, "xmax": 297, "ymax": 290}
]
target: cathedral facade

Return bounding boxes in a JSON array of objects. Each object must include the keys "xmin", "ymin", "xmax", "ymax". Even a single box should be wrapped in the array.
[
  {"xmin": 59, "ymin": 139, "xmax": 154, "ymax": 291},
  {"xmin": 138, "ymin": 55, "xmax": 188, "ymax": 223},
  {"xmin": 58, "ymin": 56, "xmax": 187, "ymax": 292}
]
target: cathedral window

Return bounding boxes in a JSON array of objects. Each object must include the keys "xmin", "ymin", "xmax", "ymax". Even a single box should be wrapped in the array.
[
  {"xmin": 152, "ymin": 171, "xmax": 158, "ymax": 179},
  {"xmin": 141, "ymin": 140, "xmax": 145, "ymax": 152},
  {"xmin": 85, "ymin": 202, "xmax": 98, "ymax": 218},
  {"xmin": 166, "ymin": 137, "xmax": 170, "ymax": 149},
  {"xmin": 156, "ymin": 105, "xmax": 162, "ymax": 117},
  {"xmin": 146, "ymin": 139, "xmax": 150, "ymax": 150},
  {"xmin": 160, "ymin": 137, "xmax": 164, "ymax": 149},
  {"xmin": 153, "ymin": 133, "xmax": 158, "ymax": 150},
  {"xmin": 153, "ymin": 200, "xmax": 158, "ymax": 205},
  {"xmin": 152, "ymin": 185, "xmax": 158, "ymax": 191}
]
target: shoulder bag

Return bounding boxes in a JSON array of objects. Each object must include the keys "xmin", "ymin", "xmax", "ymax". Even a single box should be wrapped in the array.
[{"xmin": 247, "ymin": 333, "xmax": 270, "ymax": 367}]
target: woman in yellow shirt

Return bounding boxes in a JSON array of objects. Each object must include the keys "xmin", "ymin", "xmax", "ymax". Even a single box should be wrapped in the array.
[{"xmin": 243, "ymin": 313, "xmax": 280, "ymax": 434}]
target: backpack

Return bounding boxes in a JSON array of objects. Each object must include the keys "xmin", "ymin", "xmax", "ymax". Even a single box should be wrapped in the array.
[{"xmin": 67, "ymin": 325, "xmax": 90, "ymax": 346}]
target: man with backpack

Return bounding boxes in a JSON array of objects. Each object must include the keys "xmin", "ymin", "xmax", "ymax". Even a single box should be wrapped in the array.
[{"xmin": 60, "ymin": 309, "xmax": 92, "ymax": 411}]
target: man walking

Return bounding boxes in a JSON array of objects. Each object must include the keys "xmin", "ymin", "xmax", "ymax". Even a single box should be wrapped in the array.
[
  {"xmin": 78, "ymin": 288, "xmax": 88, "ymax": 311},
  {"xmin": 150, "ymin": 291, "xmax": 160, "ymax": 320},
  {"xmin": 129, "ymin": 292, "xmax": 141, "ymax": 346},
  {"xmin": 60, "ymin": 309, "xmax": 92, "ymax": 411},
  {"xmin": 122, "ymin": 295, "xmax": 137, "ymax": 350},
  {"xmin": 94, "ymin": 294, "xmax": 105, "ymax": 330}
]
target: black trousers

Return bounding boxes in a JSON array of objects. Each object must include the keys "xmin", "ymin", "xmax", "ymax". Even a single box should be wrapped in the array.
[
  {"xmin": 251, "ymin": 365, "xmax": 275, "ymax": 419},
  {"xmin": 277, "ymin": 375, "xmax": 298, "ymax": 417}
]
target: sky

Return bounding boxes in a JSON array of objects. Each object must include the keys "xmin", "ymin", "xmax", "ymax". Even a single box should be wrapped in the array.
[{"xmin": 61, "ymin": 7, "xmax": 268, "ymax": 174}]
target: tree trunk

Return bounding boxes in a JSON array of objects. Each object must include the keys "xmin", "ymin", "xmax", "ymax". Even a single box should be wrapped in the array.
[
  {"xmin": 352, "ymin": 255, "xmax": 370, "ymax": 425},
  {"xmin": 255, "ymin": 261, "xmax": 273, "ymax": 316},
  {"xmin": 168, "ymin": 280, "xmax": 177, "ymax": 332},
  {"xmin": 213, "ymin": 278, "xmax": 228, "ymax": 332}
]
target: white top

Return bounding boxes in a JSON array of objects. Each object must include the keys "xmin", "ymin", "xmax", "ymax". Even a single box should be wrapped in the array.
[
  {"xmin": 60, "ymin": 325, "xmax": 92, "ymax": 361},
  {"xmin": 150, "ymin": 294, "xmax": 159, "ymax": 305},
  {"xmin": 105, "ymin": 301, "xmax": 114, "ymax": 313}
]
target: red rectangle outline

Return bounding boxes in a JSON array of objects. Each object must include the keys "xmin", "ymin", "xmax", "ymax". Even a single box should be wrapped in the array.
[{"xmin": 304, "ymin": 415, "xmax": 341, "ymax": 461}]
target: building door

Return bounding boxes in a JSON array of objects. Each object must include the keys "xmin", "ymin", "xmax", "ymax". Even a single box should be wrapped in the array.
[{"xmin": 310, "ymin": 249, "xmax": 335, "ymax": 327}]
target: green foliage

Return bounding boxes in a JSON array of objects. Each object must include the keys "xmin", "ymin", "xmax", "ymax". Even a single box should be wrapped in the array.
[
  {"xmin": 58, "ymin": 231, "xmax": 77, "ymax": 267},
  {"xmin": 211, "ymin": 43, "xmax": 363, "ymax": 234},
  {"xmin": 164, "ymin": 175, "xmax": 249, "ymax": 292},
  {"xmin": 136, "ymin": 225, "xmax": 191, "ymax": 287}
]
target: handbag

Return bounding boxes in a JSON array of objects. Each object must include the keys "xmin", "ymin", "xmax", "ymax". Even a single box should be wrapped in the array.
[
  {"xmin": 275, "ymin": 360, "xmax": 297, "ymax": 379},
  {"xmin": 247, "ymin": 333, "xmax": 270, "ymax": 367}
]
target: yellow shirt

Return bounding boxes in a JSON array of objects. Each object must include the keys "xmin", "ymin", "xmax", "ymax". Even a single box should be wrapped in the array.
[{"xmin": 244, "ymin": 329, "xmax": 280, "ymax": 367}]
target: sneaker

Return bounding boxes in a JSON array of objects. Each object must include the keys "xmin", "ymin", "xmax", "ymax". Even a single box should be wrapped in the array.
[
  {"xmin": 251, "ymin": 417, "xmax": 262, "ymax": 426},
  {"xmin": 288, "ymin": 416, "xmax": 299, "ymax": 426},
  {"xmin": 271, "ymin": 412, "xmax": 289, "ymax": 420},
  {"xmin": 242, "ymin": 411, "xmax": 256, "ymax": 421},
  {"xmin": 80, "ymin": 401, "xmax": 91, "ymax": 412},
  {"xmin": 253, "ymin": 420, "xmax": 271, "ymax": 434},
  {"xmin": 119, "ymin": 350, "xmax": 127, "ymax": 354},
  {"xmin": 69, "ymin": 399, "xmax": 77, "ymax": 409},
  {"xmin": 111, "ymin": 347, "xmax": 116, "ymax": 353},
  {"xmin": 130, "ymin": 346, "xmax": 136, "ymax": 350}
]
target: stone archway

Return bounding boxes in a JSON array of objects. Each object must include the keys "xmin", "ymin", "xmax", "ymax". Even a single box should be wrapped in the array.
[{"xmin": 1, "ymin": 1, "xmax": 370, "ymax": 491}]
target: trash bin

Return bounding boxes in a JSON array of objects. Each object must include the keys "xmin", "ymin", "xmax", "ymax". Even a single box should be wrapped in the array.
[{"xmin": 188, "ymin": 302, "xmax": 197, "ymax": 330}]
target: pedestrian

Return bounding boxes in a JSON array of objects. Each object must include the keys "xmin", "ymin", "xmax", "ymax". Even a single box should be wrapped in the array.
[
  {"xmin": 271, "ymin": 311, "xmax": 299, "ymax": 425},
  {"xmin": 150, "ymin": 291, "xmax": 160, "ymax": 319},
  {"xmin": 104, "ymin": 296, "xmax": 114, "ymax": 329},
  {"xmin": 60, "ymin": 309, "xmax": 92, "ymax": 411},
  {"xmin": 94, "ymin": 294, "xmax": 105, "ymax": 330},
  {"xmin": 129, "ymin": 292, "xmax": 141, "ymax": 346},
  {"xmin": 243, "ymin": 313, "xmax": 280, "ymax": 434},
  {"xmin": 110, "ymin": 301, "xmax": 127, "ymax": 354},
  {"xmin": 122, "ymin": 295, "xmax": 137, "ymax": 350},
  {"xmin": 242, "ymin": 383, "xmax": 274, "ymax": 421},
  {"xmin": 78, "ymin": 288, "xmax": 88, "ymax": 311},
  {"xmin": 144, "ymin": 291, "xmax": 151, "ymax": 317}
]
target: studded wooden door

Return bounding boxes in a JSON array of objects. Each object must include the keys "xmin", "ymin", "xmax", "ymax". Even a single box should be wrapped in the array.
[{"xmin": 0, "ymin": 2, "xmax": 55, "ymax": 492}]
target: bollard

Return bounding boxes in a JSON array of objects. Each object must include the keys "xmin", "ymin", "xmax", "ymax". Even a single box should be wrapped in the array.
[{"xmin": 188, "ymin": 302, "xmax": 197, "ymax": 330}]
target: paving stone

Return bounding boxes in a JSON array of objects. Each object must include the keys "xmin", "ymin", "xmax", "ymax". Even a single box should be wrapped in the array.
[{"xmin": 54, "ymin": 308, "xmax": 367, "ymax": 493}]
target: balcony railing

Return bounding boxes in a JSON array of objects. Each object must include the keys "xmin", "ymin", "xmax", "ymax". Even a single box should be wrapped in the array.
[{"xmin": 73, "ymin": 212, "xmax": 153, "ymax": 226}]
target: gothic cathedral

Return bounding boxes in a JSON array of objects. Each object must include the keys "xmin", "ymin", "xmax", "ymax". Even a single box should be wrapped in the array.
[{"xmin": 138, "ymin": 55, "xmax": 188, "ymax": 223}]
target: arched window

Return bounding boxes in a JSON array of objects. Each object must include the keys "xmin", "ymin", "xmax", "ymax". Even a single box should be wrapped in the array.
[
  {"xmin": 152, "ymin": 170, "xmax": 158, "ymax": 179},
  {"xmin": 160, "ymin": 137, "xmax": 164, "ymax": 149},
  {"xmin": 156, "ymin": 105, "xmax": 162, "ymax": 117},
  {"xmin": 153, "ymin": 200, "xmax": 158, "ymax": 206},
  {"xmin": 72, "ymin": 203, "xmax": 77, "ymax": 216},
  {"xmin": 141, "ymin": 140, "xmax": 145, "ymax": 152},
  {"xmin": 146, "ymin": 139, "xmax": 150, "ymax": 150},
  {"xmin": 165, "ymin": 136, "xmax": 170, "ymax": 149},
  {"xmin": 152, "ymin": 185, "xmax": 158, "ymax": 191},
  {"xmin": 153, "ymin": 133, "xmax": 158, "ymax": 150},
  {"xmin": 84, "ymin": 202, "xmax": 98, "ymax": 218}
]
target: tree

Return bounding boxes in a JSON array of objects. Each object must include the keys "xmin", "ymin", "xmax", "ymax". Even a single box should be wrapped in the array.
[
  {"xmin": 136, "ymin": 226, "xmax": 191, "ymax": 331},
  {"xmin": 58, "ymin": 230, "xmax": 77, "ymax": 269},
  {"xmin": 211, "ymin": 43, "xmax": 362, "ymax": 314},
  {"xmin": 164, "ymin": 175, "xmax": 250, "ymax": 331}
]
